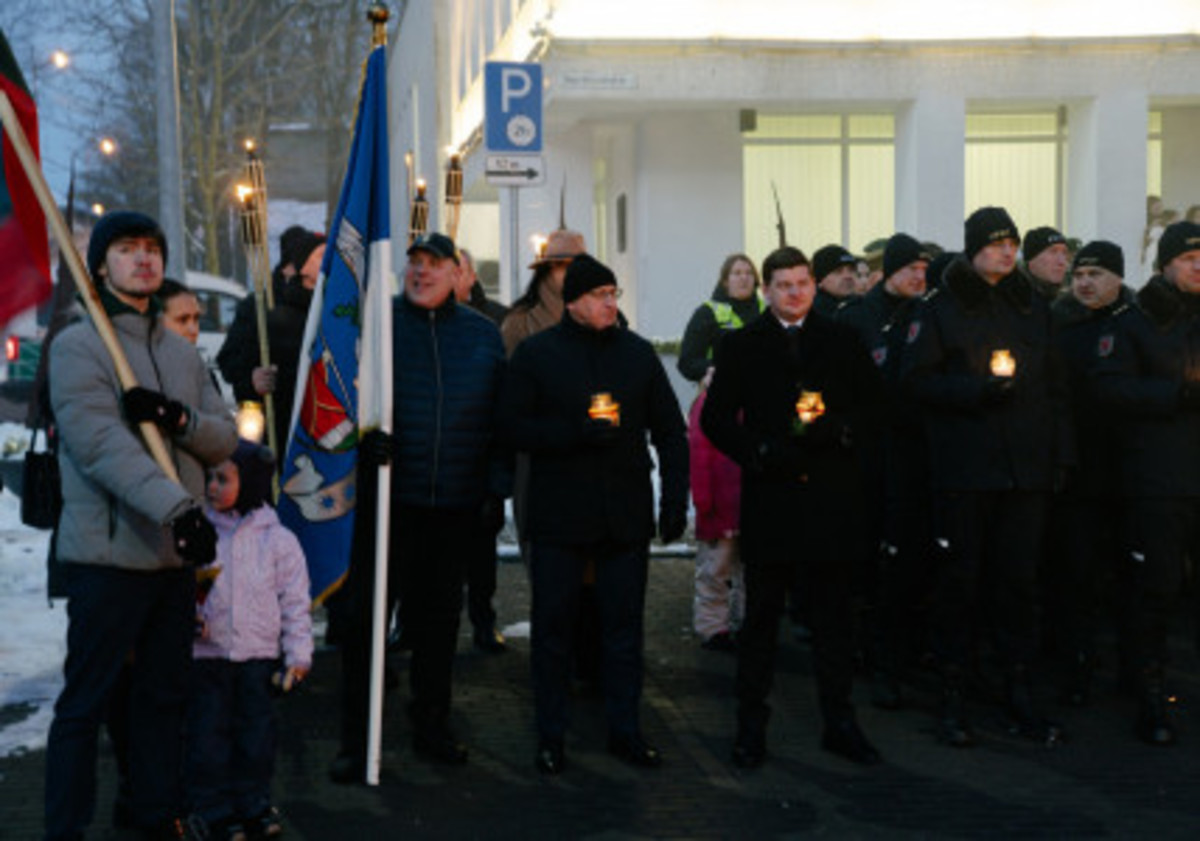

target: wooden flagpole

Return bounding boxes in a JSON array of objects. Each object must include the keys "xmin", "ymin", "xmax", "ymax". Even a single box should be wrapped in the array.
[{"xmin": 0, "ymin": 89, "xmax": 180, "ymax": 483}]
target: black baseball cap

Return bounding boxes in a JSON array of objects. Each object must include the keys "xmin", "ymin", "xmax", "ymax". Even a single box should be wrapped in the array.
[{"xmin": 407, "ymin": 232, "xmax": 460, "ymax": 265}]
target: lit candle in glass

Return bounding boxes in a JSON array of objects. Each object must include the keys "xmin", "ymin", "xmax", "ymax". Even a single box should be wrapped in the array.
[
  {"xmin": 588, "ymin": 392, "xmax": 621, "ymax": 426},
  {"xmin": 990, "ymin": 349, "xmax": 1016, "ymax": 378},
  {"xmin": 795, "ymin": 390, "xmax": 826, "ymax": 425},
  {"xmin": 236, "ymin": 400, "xmax": 265, "ymax": 443}
]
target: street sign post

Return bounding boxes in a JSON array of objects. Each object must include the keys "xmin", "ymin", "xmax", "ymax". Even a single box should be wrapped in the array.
[{"xmin": 484, "ymin": 61, "xmax": 546, "ymax": 301}]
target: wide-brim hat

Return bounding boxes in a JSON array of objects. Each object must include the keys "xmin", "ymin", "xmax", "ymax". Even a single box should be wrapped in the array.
[{"xmin": 529, "ymin": 229, "xmax": 586, "ymax": 268}]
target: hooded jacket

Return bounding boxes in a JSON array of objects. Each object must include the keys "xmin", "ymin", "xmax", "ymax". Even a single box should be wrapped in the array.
[
  {"xmin": 195, "ymin": 504, "xmax": 313, "ymax": 667},
  {"xmin": 50, "ymin": 292, "xmax": 238, "ymax": 570}
]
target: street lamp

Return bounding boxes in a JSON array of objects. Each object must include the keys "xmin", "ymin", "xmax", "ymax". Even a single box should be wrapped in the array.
[
  {"xmin": 51, "ymin": 50, "xmax": 70, "ymax": 70},
  {"xmin": 98, "ymin": 137, "xmax": 117, "ymax": 157}
]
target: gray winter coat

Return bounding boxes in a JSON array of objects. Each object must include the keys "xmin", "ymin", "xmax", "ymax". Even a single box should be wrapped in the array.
[{"xmin": 50, "ymin": 308, "xmax": 238, "ymax": 571}]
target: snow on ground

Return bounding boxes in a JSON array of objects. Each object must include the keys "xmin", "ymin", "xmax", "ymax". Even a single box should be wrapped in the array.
[{"xmin": 0, "ymin": 422, "xmax": 63, "ymax": 758}]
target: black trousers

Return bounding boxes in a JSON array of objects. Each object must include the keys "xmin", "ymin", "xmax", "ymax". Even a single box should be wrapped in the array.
[
  {"xmin": 930, "ymin": 490, "xmax": 1048, "ymax": 671},
  {"xmin": 737, "ymin": 515, "xmax": 857, "ymax": 729},
  {"xmin": 530, "ymin": 540, "xmax": 648, "ymax": 741},
  {"xmin": 465, "ymin": 523, "xmax": 498, "ymax": 631},
  {"xmin": 1120, "ymin": 496, "xmax": 1197, "ymax": 670},
  {"xmin": 340, "ymin": 505, "xmax": 471, "ymax": 755},
  {"xmin": 44, "ymin": 564, "xmax": 194, "ymax": 840},
  {"xmin": 1046, "ymin": 492, "xmax": 1121, "ymax": 658}
]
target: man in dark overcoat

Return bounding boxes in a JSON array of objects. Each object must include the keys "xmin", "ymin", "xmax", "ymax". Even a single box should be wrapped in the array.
[
  {"xmin": 498, "ymin": 254, "xmax": 688, "ymax": 775},
  {"xmin": 902, "ymin": 206, "xmax": 1071, "ymax": 747},
  {"xmin": 702, "ymin": 245, "xmax": 883, "ymax": 768}
]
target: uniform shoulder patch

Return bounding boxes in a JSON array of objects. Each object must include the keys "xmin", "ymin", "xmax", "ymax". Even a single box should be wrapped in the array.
[
  {"xmin": 906, "ymin": 320, "xmax": 922, "ymax": 344},
  {"xmin": 1097, "ymin": 334, "xmax": 1115, "ymax": 358},
  {"xmin": 871, "ymin": 346, "xmax": 888, "ymax": 366}
]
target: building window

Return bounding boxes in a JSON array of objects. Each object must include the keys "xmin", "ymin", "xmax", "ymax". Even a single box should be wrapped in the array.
[
  {"xmin": 965, "ymin": 110, "xmax": 1065, "ymax": 232},
  {"xmin": 1147, "ymin": 110, "xmax": 1163, "ymax": 199},
  {"xmin": 742, "ymin": 113, "xmax": 894, "ymax": 261}
]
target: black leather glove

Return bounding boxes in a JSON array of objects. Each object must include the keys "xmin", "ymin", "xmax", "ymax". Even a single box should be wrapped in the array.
[
  {"xmin": 658, "ymin": 508, "xmax": 687, "ymax": 545},
  {"xmin": 123, "ymin": 387, "xmax": 188, "ymax": 432},
  {"xmin": 980, "ymin": 376, "xmax": 1016, "ymax": 406},
  {"xmin": 1180, "ymin": 382, "xmax": 1200, "ymax": 411},
  {"xmin": 359, "ymin": 430, "xmax": 395, "ymax": 467},
  {"xmin": 1053, "ymin": 465, "xmax": 1072, "ymax": 495},
  {"xmin": 582, "ymin": 416, "xmax": 620, "ymax": 448},
  {"xmin": 804, "ymin": 415, "xmax": 852, "ymax": 450},
  {"xmin": 753, "ymin": 438, "xmax": 807, "ymax": 478},
  {"xmin": 171, "ymin": 506, "xmax": 217, "ymax": 567},
  {"xmin": 480, "ymin": 494, "xmax": 506, "ymax": 536}
]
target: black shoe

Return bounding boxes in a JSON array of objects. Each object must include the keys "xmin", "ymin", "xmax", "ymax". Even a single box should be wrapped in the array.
[
  {"xmin": 242, "ymin": 806, "xmax": 282, "ymax": 838},
  {"xmin": 870, "ymin": 670, "xmax": 903, "ymax": 711},
  {"xmin": 1061, "ymin": 651, "xmax": 1093, "ymax": 708},
  {"xmin": 1005, "ymin": 666, "xmax": 1065, "ymax": 747},
  {"xmin": 701, "ymin": 631, "xmax": 737, "ymax": 653},
  {"xmin": 140, "ymin": 816, "xmax": 208, "ymax": 840},
  {"xmin": 608, "ymin": 732, "xmax": 662, "ymax": 768},
  {"xmin": 821, "ymin": 718, "xmax": 882, "ymax": 766},
  {"xmin": 474, "ymin": 626, "xmax": 507, "ymax": 653},
  {"xmin": 938, "ymin": 683, "xmax": 974, "ymax": 748},
  {"xmin": 731, "ymin": 727, "xmax": 766, "ymax": 769},
  {"xmin": 413, "ymin": 727, "xmax": 469, "ymax": 765},
  {"xmin": 1137, "ymin": 668, "xmax": 1177, "ymax": 746},
  {"xmin": 328, "ymin": 751, "xmax": 366, "ymax": 784},
  {"xmin": 208, "ymin": 816, "xmax": 248, "ymax": 841},
  {"xmin": 535, "ymin": 738, "xmax": 566, "ymax": 774}
]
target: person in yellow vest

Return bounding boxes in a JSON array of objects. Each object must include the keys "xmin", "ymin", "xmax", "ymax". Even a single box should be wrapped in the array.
[{"xmin": 678, "ymin": 254, "xmax": 765, "ymax": 653}]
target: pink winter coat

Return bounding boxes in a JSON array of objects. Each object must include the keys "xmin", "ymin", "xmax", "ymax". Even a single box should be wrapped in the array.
[
  {"xmin": 688, "ymin": 392, "xmax": 742, "ymax": 540},
  {"xmin": 194, "ymin": 505, "xmax": 313, "ymax": 669}
]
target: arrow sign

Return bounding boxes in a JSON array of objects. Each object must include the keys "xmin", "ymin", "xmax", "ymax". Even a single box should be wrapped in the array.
[{"xmin": 485, "ymin": 154, "xmax": 545, "ymax": 187}]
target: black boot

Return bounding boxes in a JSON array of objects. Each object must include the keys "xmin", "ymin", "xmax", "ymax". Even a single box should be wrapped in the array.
[
  {"xmin": 1005, "ymin": 664, "xmax": 1064, "ymax": 746},
  {"xmin": 1137, "ymin": 666, "xmax": 1176, "ymax": 746},
  {"xmin": 937, "ymin": 670, "xmax": 973, "ymax": 748},
  {"xmin": 1062, "ymin": 650, "xmax": 1093, "ymax": 708}
]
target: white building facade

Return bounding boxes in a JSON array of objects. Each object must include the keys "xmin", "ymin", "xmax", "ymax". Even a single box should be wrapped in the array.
[{"xmin": 387, "ymin": 0, "xmax": 1200, "ymax": 339}]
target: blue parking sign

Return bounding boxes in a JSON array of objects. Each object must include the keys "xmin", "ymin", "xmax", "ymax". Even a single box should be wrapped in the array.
[{"xmin": 485, "ymin": 61, "xmax": 543, "ymax": 153}]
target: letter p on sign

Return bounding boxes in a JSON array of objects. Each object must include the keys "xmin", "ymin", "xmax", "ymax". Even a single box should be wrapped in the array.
[{"xmin": 486, "ymin": 62, "xmax": 543, "ymax": 153}]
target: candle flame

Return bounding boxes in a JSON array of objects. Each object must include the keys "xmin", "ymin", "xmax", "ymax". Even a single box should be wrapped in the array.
[{"xmin": 990, "ymin": 349, "xmax": 1016, "ymax": 378}]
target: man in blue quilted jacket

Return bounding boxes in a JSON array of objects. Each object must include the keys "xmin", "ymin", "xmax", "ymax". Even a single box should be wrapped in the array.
[{"xmin": 331, "ymin": 233, "xmax": 508, "ymax": 782}]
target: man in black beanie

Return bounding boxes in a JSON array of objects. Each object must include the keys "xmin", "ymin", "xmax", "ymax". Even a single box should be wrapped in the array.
[
  {"xmin": 837, "ymin": 232, "xmax": 931, "ymax": 711},
  {"xmin": 217, "ymin": 227, "xmax": 326, "ymax": 461},
  {"xmin": 811, "ymin": 244, "xmax": 860, "ymax": 316},
  {"xmin": 1086, "ymin": 221, "xmax": 1200, "ymax": 745},
  {"xmin": 902, "ymin": 205, "xmax": 1070, "ymax": 748},
  {"xmin": 499, "ymin": 253, "xmax": 688, "ymax": 775},
  {"xmin": 1021, "ymin": 226, "xmax": 1070, "ymax": 302},
  {"xmin": 1043, "ymin": 240, "xmax": 1131, "ymax": 712},
  {"xmin": 45, "ymin": 210, "xmax": 237, "ymax": 839}
]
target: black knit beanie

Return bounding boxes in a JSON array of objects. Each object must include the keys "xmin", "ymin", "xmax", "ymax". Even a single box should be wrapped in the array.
[
  {"xmin": 1022, "ymin": 226, "xmax": 1066, "ymax": 262},
  {"xmin": 1156, "ymin": 221, "xmax": 1200, "ymax": 271},
  {"xmin": 562, "ymin": 253, "xmax": 618, "ymax": 304},
  {"xmin": 1073, "ymin": 240, "xmax": 1124, "ymax": 278},
  {"xmin": 883, "ymin": 233, "xmax": 931, "ymax": 280},
  {"xmin": 964, "ymin": 207, "xmax": 1019, "ymax": 260},
  {"xmin": 87, "ymin": 210, "xmax": 167, "ymax": 280}
]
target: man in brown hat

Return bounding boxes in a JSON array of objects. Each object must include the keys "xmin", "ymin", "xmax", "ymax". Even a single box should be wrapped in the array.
[{"xmin": 500, "ymin": 229, "xmax": 587, "ymax": 356}]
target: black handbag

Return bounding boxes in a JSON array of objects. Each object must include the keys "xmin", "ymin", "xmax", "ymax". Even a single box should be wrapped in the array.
[{"xmin": 21, "ymin": 424, "xmax": 62, "ymax": 530}]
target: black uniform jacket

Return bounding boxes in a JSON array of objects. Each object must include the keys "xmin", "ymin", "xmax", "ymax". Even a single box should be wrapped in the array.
[
  {"xmin": 1092, "ymin": 275, "xmax": 1200, "ymax": 498},
  {"xmin": 498, "ymin": 314, "xmax": 688, "ymax": 546},
  {"xmin": 700, "ymin": 310, "xmax": 882, "ymax": 546},
  {"xmin": 901, "ymin": 257, "xmax": 1073, "ymax": 492},
  {"xmin": 1051, "ymin": 289, "xmax": 1134, "ymax": 496}
]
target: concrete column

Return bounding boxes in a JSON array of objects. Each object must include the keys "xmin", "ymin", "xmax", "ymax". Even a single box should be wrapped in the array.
[
  {"xmin": 1067, "ymin": 91, "xmax": 1147, "ymax": 282},
  {"xmin": 895, "ymin": 92, "xmax": 965, "ymax": 250}
]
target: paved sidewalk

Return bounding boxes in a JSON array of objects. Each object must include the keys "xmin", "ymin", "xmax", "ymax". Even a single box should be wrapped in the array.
[{"xmin": 3, "ymin": 556, "xmax": 1199, "ymax": 840}]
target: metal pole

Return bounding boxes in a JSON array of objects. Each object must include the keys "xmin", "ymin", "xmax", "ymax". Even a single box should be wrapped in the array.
[
  {"xmin": 509, "ymin": 186, "xmax": 520, "ymax": 300},
  {"xmin": 153, "ymin": 0, "xmax": 187, "ymax": 278}
]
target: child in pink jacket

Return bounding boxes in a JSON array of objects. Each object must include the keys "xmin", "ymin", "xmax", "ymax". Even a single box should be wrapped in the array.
[
  {"xmin": 190, "ymin": 441, "xmax": 312, "ymax": 840},
  {"xmin": 689, "ymin": 389, "xmax": 744, "ymax": 651}
]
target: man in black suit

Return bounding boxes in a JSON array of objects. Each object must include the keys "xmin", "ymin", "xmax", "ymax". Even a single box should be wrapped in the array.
[{"xmin": 702, "ymin": 245, "xmax": 883, "ymax": 768}]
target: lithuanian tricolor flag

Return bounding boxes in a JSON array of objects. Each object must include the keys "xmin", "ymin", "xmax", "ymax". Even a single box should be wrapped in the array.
[{"xmin": 0, "ymin": 27, "xmax": 51, "ymax": 328}]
